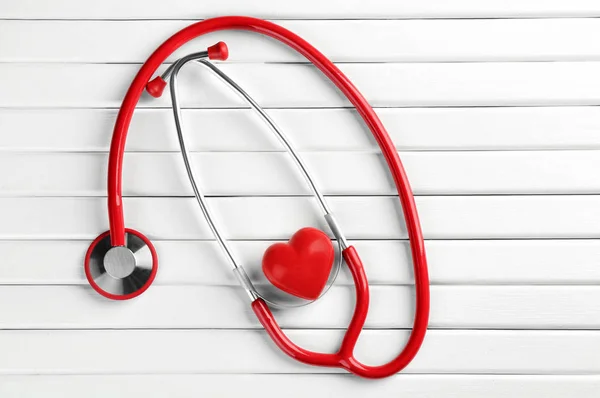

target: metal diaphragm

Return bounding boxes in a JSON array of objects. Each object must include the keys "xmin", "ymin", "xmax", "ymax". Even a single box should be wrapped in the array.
[{"xmin": 85, "ymin": 230, "xmax": 157, "ymax": 299}]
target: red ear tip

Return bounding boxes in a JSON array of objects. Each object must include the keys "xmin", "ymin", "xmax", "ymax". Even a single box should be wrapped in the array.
[
  {"xmin": 208, "ymin": 41, "xmax": 229, "ymax": 61},
  {"xmin": 146, "ymin": 76, "xmax": 166, "ymax": 98}
]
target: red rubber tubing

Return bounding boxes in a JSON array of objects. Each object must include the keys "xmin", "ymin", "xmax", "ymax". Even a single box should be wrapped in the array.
[{"xmin": 106, "ymin": 16, "xmax": 429, "ymax": 378}]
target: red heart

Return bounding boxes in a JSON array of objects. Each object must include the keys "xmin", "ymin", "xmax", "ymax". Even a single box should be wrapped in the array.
[{"xmin": 262, "ymin": 227, "xmax": 335, "ymax": 300}]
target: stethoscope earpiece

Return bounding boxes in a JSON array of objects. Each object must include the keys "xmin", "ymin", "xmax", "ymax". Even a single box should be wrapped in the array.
[
  {"xmin": 207, "ymin": 41, "xmax": 229, "ymax": 61},
  {"xmin": 145, "ymin": 41, "xmax": 229, "ymax": 98},
  {"xmin": 84, "ymin": 229, "xmax": 158, "ymax": 300}
]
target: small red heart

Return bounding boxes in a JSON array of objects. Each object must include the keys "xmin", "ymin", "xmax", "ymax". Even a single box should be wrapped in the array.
[{"xmin": 262, "ymin": 227, "xmax": 335, "ymax": 300}]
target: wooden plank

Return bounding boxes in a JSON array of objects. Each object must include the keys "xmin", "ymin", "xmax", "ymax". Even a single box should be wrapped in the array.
[
  {"xmin": 0, "ymin": 196, "xmax": 599, "ymax": 240},
  {"xmin": 1, "ymin": 375, "xmax": 598, "ymax": 398},
  {"xmin": 0, "ymin": 329, "xmax": 596, "ymax": 374},
  {"xmin": 4, "ymin": 239, "xmax": 600, "ymax": 285},
  {"xmin": 2, "ymin": 107, "xmax": 599, "ymax": 152},
  {"xmin": 2, "ymin": 151, "xmax": 600, "ymax": 196},
  {"xmin": 1, "ymin": 0, "xmax": 599, "ymax": 19},
  {"xmin": 3, "ymin": 19, "xmax": 600, "ymax": 63},
  {"xmin": 2, "ymin": 62, "xmax": 600, "ymax": 108},
  {"xmin": 0, "ymin": 285, "xmax": 598, "ymax": 329}
]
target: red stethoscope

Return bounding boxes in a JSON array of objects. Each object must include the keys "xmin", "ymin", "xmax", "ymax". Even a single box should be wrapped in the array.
[{"xmin": 84, "ymin": 16, "xmax": 430, "ymax": 379}]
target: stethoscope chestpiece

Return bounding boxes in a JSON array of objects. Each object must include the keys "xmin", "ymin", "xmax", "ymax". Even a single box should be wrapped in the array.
[{"xmin": 84, "ymin": 229, "xmax": 158, "ymax": 300}]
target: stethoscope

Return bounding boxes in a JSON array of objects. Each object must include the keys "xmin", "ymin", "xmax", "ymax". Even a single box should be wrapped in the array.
[{"xmin": 84, "ymin": 16, "xmax": 430, "ymax": 379}]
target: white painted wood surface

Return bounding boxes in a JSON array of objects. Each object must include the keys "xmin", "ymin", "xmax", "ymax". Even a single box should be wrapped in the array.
[
  {"xmin": 4, "ymin": 62, "xmax": 600, "ymax": 108},
  {"xmin": 4, "ymin": 19, "xmax": 600, "ymax": 63},
  {"xmin": 1, "ymin": 375, "xmax": 599, "ymax": 398},
  {"xmin": 2, "ymin": 0, "xmax": 600, "ymax": 19},
  {"xmin": 0, "ymin": 1, "xmax": 598, "ymax": 396}
]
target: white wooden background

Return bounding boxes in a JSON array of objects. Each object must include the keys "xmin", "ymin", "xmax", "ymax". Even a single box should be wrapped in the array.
[{"xmin": 1, "ymin": 0, "xmax": 600, "ymax": 396}]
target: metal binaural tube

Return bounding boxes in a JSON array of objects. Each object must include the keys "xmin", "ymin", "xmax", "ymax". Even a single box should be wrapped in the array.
[
  {"xmin": 167, "ymin": 53, "xmax": 345, "ymax": 306},
  {"xmin": 193, "ymin": 59, "xmax": 348, "ymax": 249},
  {"xmin": 168, "ymin": 54, "xmax": 242, "ymax": 272},
  {"xmin": 161, "ymin": 51, "xmax": 209, "ymax": 82}
]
